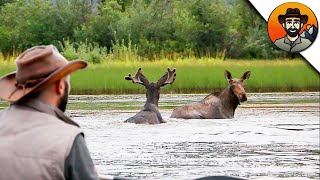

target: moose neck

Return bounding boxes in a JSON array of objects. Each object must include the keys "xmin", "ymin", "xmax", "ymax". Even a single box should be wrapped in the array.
[
  {"xmin": 146, "ymin": 96, "xmax": 159, "ymax": 106},
  {"xmin": 219, "ymin": 86, "xmax": 239, "ymax": 115},
  {"xmin": 145, "ymin": 87, "xmax": 159, "ymax": 107}
]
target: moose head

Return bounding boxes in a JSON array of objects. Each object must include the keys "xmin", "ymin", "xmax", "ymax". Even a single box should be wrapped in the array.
[
  {"xmin": 224, "ymin": 70, "xmax": 251, "ymax": 103},
  {"xmin": 125, "ymin": 67, "xmax": 176, "ymax": 106}
]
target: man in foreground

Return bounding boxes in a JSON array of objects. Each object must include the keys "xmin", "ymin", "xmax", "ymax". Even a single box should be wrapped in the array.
[{"xmin": 0, "ymin": 45, "xmax": 99, "ymax": 180}]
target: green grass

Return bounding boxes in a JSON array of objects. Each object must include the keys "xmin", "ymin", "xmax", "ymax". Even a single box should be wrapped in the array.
[{"xmin": 1, "ymin": 58, "xmax": 319, "ymax": 94}]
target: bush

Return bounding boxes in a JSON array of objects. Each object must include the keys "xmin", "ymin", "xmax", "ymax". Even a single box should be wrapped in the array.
[{"xmin": 60, "ymin": 40, "xmax": 107, "ymax": 64}]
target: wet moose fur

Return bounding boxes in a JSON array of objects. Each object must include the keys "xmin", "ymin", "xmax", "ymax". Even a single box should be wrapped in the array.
[{"xmin": 171, "ymin": 70, "xmax": 251, "ymax": 119}]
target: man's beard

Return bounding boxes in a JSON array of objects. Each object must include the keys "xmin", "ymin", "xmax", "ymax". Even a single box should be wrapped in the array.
[
  {"xmin": 285, "ymin": 25, "xmax": 301, "ymax": 38},
  {"xmin": 58, "ymin": 82, "xmax": 69, "ymax": 112}
]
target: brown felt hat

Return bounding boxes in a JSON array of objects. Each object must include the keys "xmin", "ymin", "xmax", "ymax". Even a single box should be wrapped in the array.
[
  {"xmin": 0, "ymin": 45, "xmax": 88, "ymax": 102},
  {"xmin": 278, "ymin": 8, "xmax": 308, "ymax": 24}
]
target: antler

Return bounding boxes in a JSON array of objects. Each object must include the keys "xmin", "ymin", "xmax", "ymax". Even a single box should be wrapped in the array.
[
  {"xmin": 125, "ymin": 67, "xmax": 149, "ymax": 86},
  {"xmin": 157, "ymin": 68, "xmax": 176, "ymax": 87}
]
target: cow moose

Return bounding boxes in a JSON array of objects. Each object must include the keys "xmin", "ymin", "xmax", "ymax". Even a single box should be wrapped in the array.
[
  {"xmin": 171, "ymin": 70, "xmax": 251, "ymax": 119},
  {"xmin": 124, "ymin": 67, "xmax": 176, "ymax": 124}
]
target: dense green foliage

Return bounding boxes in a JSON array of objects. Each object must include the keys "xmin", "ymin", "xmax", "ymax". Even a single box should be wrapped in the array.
[{"xmin": 0, "ymin": 0, "xmax": 291, "ymax": 60}]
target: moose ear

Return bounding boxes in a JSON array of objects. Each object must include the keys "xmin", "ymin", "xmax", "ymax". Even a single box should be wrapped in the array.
[
  {"xmin": 224, "ymin": 70, "xmax": 232, "ymax": 81},
  {"xmin": 241, "ymin": 71, "xmax": 251, "ymax": 81}
]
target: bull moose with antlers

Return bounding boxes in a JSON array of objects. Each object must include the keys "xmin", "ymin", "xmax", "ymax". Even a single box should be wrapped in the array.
[
  {"xmin": 171, "ymin": 70, "xmax": 251, "ymax": 119},
  {"xmin": 124, "ymin": 67, "xmax": 176, "ymax": 124}
]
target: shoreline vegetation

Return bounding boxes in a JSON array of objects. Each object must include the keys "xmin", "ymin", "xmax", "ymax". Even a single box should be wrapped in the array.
[{"xmin": 1, "ymin": 58, "xmax": 319, "ymax": 94}]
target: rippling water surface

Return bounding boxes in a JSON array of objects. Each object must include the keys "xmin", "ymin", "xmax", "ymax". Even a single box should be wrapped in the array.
[
  {"xmin": 66, "ymin": 92, "xmax": 320, "ymax": 180},
  {"xmin": 4, "ymin": 92, "xmax": 318, "ymax": 180}
]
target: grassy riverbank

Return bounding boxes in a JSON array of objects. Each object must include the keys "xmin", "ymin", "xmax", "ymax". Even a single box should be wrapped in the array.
[{"xmin": 0, "ymin": 59, "xmax": 319, "ymax": 94}]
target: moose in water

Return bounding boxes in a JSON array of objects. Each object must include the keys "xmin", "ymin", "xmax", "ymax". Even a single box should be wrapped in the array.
[
  {"xmin": 171, "ymin": 70, "xmax": 251, "ymax": 119},
  {"xmin": 124, "ymin": 67, "xmax": 176, "ymax": 124}
]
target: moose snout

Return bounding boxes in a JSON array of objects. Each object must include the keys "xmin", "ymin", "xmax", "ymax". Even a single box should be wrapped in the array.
[{"xmin": 238, "ymin": 93, "xmax": 247, "ymax": 102}]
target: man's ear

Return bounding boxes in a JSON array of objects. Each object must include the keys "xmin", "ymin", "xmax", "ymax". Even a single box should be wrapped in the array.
[
  {"xmin": 55, "ymin": 79, "xmax": 64, "ymax": 95},
  {"xmin": 282, "ymin": 23, "xmax": 285, "ymax": 28},
  {"xmin": 300, "ymin": 23, "xmax": 304, "ymax": 28}
]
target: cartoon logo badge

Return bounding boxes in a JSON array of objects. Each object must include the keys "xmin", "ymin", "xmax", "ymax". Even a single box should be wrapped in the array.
[{"xmin": 268, "ymin": 2, "xmax": 318, "ymax": 53}]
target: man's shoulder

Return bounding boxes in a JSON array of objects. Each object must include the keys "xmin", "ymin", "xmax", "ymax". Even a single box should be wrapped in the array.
[
  {"xmin": 274, "ymin": 37, "xmax": 291, "ymax": 51},
  {"xmin": 3, "ymin": 105, "xmax": 80, "ymax": 130},
  {"xmin": 8, "ymin": 104, "xmax": 55, "ymax": 119},
  {"xmin": 300, "ymin": 37, "xmax": 312, "ymax": 45},
  {"xmin": 274, "ymin": 37, "xmax": 286, "ymax": 45}
]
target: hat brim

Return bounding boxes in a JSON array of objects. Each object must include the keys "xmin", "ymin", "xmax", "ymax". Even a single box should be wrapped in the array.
[
  {"xmin": 278, "ymin": 15, "xmax": 286, "ymax": 24},
  {"xmin": 0, "ymin": 60, "xmax": 87, "ymax": 102},
  {"xmin": 278, "ymin": 14, "xmax": 308, "ymax": 24},
  {"xmin": 300, "ymin": 15, "xmax": 308, "ymax": 24}
]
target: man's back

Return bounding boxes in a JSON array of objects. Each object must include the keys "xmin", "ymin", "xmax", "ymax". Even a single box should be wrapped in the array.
[
  {"xmin": 0, "ymin": 101, "xmax": 81, "ymax": 180},
  {"xmin": 0, "ymin": 45, "xmax": 99, "ymax": 180}
]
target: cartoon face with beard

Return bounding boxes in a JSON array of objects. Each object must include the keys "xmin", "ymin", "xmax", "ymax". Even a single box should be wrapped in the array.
[
  {"xmin": 284, "ymin": 17, "xmax": 302, "ymax": 38},
  {"xmin": 271, "ymin": 7, "xmax": 314, "ymax": 52}
]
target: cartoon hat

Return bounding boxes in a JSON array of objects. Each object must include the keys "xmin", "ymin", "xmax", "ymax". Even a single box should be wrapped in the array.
[
  {"xmin": 0, "ymin": 45, "xmax": 87, "ymax": 102},
  {"xmin": 278, "ymin": 8, "xmax": 308, "ymax": 24}
]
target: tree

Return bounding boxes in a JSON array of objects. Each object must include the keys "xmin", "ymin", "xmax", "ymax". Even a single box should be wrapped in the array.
[
  {"xmin": 73, "ymin": 0, "xmax": 124, "ymax": 49},
  {"xmin": 0, "ymin": 0, "xmax": 94, "ymax": 55},
  {"xmin": 0, "ymin": 0, "xmax": 14, "ymax": 6}
]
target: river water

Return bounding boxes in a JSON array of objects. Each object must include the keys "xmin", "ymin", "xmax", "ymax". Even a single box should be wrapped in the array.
[
  {"xmin": 1, "ymin": 92, "xmax": 319, "ymax": 179},
  {"xmin": 64, "ymin": 92, "xmax": 319, "ymax": 180}
]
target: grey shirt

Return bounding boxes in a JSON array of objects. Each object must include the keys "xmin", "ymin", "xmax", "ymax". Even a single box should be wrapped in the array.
[
  {"xmin": 274, "ymin": 35, "xmax": 312, "ymax": 52},
  {"xmin": 64, "ymin": 134, "xmax": 99, "ymax": 180}
]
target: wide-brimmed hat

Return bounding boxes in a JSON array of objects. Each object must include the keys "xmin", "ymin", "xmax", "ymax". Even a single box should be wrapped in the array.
[
  {"xmin": 278, "ymin": 8, "xmax": 308, "ymax": 24},
  {"xmin": 0, "ymin": 45, "xmax": 87, "ymax": 102}
]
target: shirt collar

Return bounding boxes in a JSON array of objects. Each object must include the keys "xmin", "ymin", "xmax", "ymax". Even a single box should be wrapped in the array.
[
  {"xmin": 284, "ymin": 35, "xmax": 302, "ymax": 46},
  {"xmin": 12, "ymin": 98, "xmax": 79, "ymax": 127}
]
